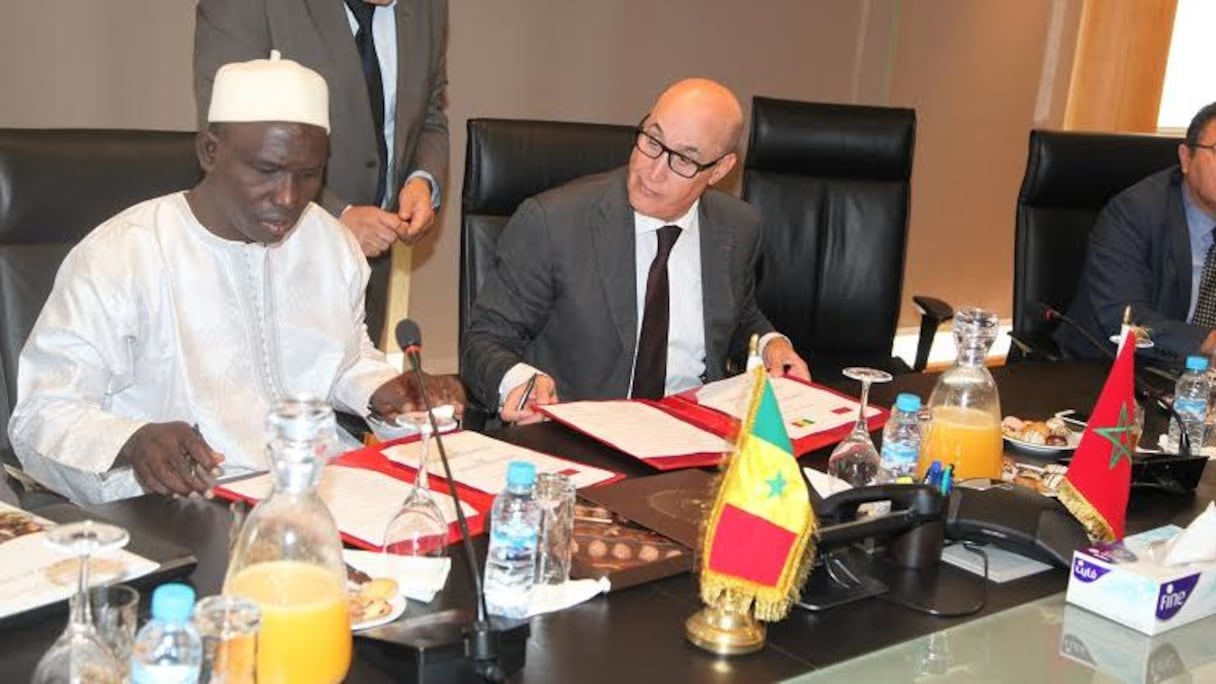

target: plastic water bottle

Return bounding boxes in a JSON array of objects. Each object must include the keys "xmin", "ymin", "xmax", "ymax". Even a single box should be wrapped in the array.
[
  {"xmin": 880, "ymin": 393, "xmax": 924, "ymax": 483},
  {"xmin": 130, "ymin": 584, "xmax": 202, "ymax": 684},
  {"xmin": 1169, "ymin": 355, "xmax": 1210, "ymax": 452},
  {"xmin": 483, "ymin": 461, "xmax": 542, "ymax": 618}
]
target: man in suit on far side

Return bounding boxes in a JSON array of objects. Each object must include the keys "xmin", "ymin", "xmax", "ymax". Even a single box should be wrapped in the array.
[
  {"xmin": 461, "ymin": 78, "xmax": 810, "ymax": 423},
  {"xmin": 1059, "ymin": 101, "xmax": 1216, "ymax": 366},
  {"xmin": 194, "ymin": 0, "xmax": 449, "ymax": 345}
]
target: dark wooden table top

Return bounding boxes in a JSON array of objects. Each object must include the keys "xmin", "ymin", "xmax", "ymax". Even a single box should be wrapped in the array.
[{"xmin": 1, "ymin": 360, "xmax": 1210, "ymax": 683}]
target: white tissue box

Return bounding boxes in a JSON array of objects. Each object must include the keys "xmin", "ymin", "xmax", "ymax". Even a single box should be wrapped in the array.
[
  {"xmin": 1066, "ymin": 526, "xmax": 1216, "ymax": 635},
  {"xmin": 1060, "ymin": 603, "xmax": 1216, "ymax": 684}
]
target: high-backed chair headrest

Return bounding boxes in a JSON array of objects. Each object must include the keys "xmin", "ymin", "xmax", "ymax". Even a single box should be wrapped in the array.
[
  {"xmin": 463, "ymin": 119, "xmax": 636, "ymax": 216},
  {"xmin": 746, "ymin": 97, "xmax": 916, "ymax": 181},
  {"xmin": 0, "ymin": 129, "xmax": 202, "ymax": 245},
  {"xmin": 1018, "ymin": 130, "xmax": 1181, "ymax": 209}
]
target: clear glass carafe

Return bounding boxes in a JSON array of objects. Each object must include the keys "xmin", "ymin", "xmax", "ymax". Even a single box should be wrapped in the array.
[
  {"xmin": 223, "ymin": 397, "xmax": 351, "ymax": 684},
  {"xmin": 919, "ymin": 308, "xmax": 1004, "ymax": 481}
]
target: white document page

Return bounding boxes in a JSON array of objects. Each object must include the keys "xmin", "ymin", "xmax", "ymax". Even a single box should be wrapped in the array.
[
  {"xmin": 542, "ymin": 401, "xmax": 731, "ymax": 459},
  {"xmin": 381, "ymin": 431, "xmax": 618, "ymax": 493},
  {"xmin": 221, "ymin": 465, "xmax": 477, "ymax": 547},
  {"xmin": 0, "ymin": 504, "xmax": 159, "ymax": 620},
  {"xmin": 696, "ymin": 375, "xmax": 880, "ymax": 440}
]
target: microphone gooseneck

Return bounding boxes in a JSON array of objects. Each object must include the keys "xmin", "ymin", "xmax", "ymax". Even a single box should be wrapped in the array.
[
  {"xmin": 394, "ymin": 318, "xmax": 504, "ymax": 682},
  {"xmin": 1039, "ymin": 302, "xmax": 1191, "ymax": 458}
]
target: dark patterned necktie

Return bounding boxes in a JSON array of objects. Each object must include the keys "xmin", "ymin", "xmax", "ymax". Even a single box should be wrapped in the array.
[
  {"xmin": 631, "ymin": 225, "xmax": 682, "ymax": 399},
  {"xmin": 1192, "ymin": 234, "xmax": 1216, "ymax": 328},
  {"xmin": 343, "ymin": 0, "xmax": 388, "ymax": 205}
]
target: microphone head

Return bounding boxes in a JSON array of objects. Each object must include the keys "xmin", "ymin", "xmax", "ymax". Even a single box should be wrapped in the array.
[
  {"xmin": 395, "ymin": 318, "xmax": 422, "ymax": 351},
  {"xmin": 1037, "ymin": 301, "xmax": 1060, "ymax": 322}
]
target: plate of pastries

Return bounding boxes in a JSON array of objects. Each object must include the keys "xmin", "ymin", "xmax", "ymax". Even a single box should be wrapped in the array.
[{"xmin": 1001, "ymin": 415, "xmax": 1081, "ymax": 454}]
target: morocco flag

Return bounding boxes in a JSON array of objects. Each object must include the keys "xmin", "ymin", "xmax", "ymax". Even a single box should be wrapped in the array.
[
  {"xmin": 699, "ymin": 368, "xmax": 815, "ymax": 621},
  {"xmin": 1059, "ymin": 334, "xmax": 1136, "ymax": 541}
]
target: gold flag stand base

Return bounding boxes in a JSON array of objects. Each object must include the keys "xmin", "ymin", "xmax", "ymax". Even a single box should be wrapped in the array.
[{"xmin": 684, "ymin": 606, "xmax": 767, "ymax": 655}]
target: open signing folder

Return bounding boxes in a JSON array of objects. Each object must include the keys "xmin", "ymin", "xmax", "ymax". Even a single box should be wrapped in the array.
[
  {"xmin": 540, "ymin": 376, "xmax": 888, "ymax": 470},
  {"xmin": 216, "ymin": 430, "xmax": 622, "ymax": 550}
]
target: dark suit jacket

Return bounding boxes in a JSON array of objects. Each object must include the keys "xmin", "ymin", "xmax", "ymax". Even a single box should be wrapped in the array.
[
  {"xmin": 193, "ymin": 0, "xmax": 449, "ymax": 342},
  {"xmin": 1058, "ymin": 166, "xmax": 1209, "ymax": 364},
  {"xmin": 460, "ymin": 168, "xmax": 775, "ymax": 409}
]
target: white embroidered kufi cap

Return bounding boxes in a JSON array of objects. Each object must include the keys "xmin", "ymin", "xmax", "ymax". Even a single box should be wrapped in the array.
[{"xmin": 207, "ymin": 50, "xmax": 330, "ymax": 132}]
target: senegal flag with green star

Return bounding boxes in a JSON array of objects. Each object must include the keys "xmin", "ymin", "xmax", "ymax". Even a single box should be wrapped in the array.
[
  {"xmin": 1059, "ymin": 333, "xmax": 1136, "ymax": 541},
  {"xmin": 699, "ymin": 367, "xmax": 815, "ymax": 621}
]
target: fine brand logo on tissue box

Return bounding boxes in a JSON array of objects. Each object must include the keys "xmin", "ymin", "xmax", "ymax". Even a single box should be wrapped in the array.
[
  {"xmin": 1156, "ymin": 573, "xmax": 1200, "ymax": 621},
  {"xmin": 1072, "ymin": 557, "xmax": 1111, "ymax": 583}
]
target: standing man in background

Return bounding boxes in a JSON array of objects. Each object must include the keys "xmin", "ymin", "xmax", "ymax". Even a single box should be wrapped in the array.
[{"xmin": 194, "ymin": 0, "xmax": 449, "ymax": 346}]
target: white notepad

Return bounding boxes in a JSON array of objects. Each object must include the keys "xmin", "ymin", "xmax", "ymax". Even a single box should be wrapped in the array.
[{"xmin": 941, "ymin": 542, "xmax": 1052, "ymax": 583}]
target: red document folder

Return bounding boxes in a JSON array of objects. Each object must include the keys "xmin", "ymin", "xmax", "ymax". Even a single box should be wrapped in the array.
[
  {"xmin": 215, "ymin": 430, "xmax": 626, "ymax": 550},
  {"xmin": 214, "ymin": 445, "xmax": 492, "ymax": 551},
  {"xmin": 666, "ymin": 375, "xmax": 890, "ymax": 456},
  {"xmin": 539, "ymin": 377, "xmax": 889, "ymax": 471}
]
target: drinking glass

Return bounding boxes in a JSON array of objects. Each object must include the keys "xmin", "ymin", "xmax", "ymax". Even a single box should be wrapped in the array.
[
  {"xmin": 534, "ymin": 473, "xmax": 576, "ymax": 585},
  {"xmin": 194, "ymin": 595, "xmax": 261, "ymax": 684},
  {"xmin": 33, "ymin": 521, "xmax": 130, "ymax": 684},
  {"xmin": 826, "ymin": 367, "xmax": 893, "ymax": 489},
  {"xmin": 73, "ymin": 584, "xmax": 139, "ymax": 680},
  {"xmin": 383, "ymin": 411, "xmax": 458, "ymax": 557}
]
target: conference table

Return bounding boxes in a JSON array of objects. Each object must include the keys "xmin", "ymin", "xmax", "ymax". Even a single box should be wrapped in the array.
[{"xmin": 1, "ymin": 360, "xmax": 1212, "ymax": 683}]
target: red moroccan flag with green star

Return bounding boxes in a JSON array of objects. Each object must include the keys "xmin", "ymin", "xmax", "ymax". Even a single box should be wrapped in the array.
[
  {"xmin": 1059, "ymin": 335, "xmax": 1136, "ymax": 541},
  {"xmin": 699, "ymin": 368, "xmax": 815, "ymax": 621}
]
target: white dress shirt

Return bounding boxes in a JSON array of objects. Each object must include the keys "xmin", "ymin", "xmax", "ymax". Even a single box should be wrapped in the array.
[{"xmin": 8, "ymin": 193, "xmax": 398, "ymax": 504}]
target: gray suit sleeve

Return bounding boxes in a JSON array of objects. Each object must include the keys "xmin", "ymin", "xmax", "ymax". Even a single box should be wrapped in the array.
[
  {"xmin": 402, "ymin": 0, "xmax": 449, "ymax": 191},
  {"xmin": 1084, "ymin": 194, "xmax": 1209, "ymax": 358},
  {"xmin": 727, "ymin": 209, "xmax": 775, "ymax": 365},
  {"xmin": 460, "ymin": 198, "xmax": 555, "ymax": 409}
]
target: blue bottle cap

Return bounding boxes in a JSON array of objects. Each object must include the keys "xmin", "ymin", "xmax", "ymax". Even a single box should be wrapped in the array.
[
  {"xmin": 150, "ymin": 583, "xmax": 196, "ymax": 624},
  {"xmin": 894, "ymin": 393, "xmax": 921, "ymax": 412},
  {"xmin": 506, "ymin": 461, "xmax": 536, "ymax": 488},
  {"xmin": 1185, "ymin": 355, "xmax": 1209, "ymax": 372}
]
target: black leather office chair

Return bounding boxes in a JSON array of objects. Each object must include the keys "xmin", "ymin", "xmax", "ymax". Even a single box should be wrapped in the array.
[
  {"xmin": 460, "ymin": 118, "xmax": 636, "ymax": 427},
  {"xmin": 1010, "ymin": 129, "xmax": 1181, "ymax": 363},
  {"xmin": 743, "ymin": 96, "xmax": 950, "ymax": 382},
  {"xmin": 0, "ymin": 129, "xmax": 201, "ymax": 498}
]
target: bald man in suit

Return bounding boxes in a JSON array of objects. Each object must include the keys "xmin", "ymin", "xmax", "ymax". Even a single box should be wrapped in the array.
[
  {"xmin": 461, "ymin": 79, "xmax": 809, "ymax": 422},
  {"xmin": 194, "ymin": 0, "xmax": 449, "ymax": 344}
]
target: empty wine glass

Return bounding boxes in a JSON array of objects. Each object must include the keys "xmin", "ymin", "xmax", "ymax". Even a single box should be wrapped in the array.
[
  {"xmin": 382, "ymin": 410, "xmax": 457, "ymax": 557},
  {"xmin": 33, "ymin": 520, "xmax": 130, "ymax": 684},
  {"xmin": 826, "ymin": 367, "xmax": 893, "ymax": 490}
]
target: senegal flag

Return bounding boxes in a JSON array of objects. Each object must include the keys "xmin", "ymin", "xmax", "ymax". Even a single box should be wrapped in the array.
[{"xmin": 699, "ymin": 368, "xmax": 815, "ymax": 621}]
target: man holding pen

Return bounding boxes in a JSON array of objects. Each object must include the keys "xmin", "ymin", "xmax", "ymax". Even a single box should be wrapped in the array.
[{"xmin": 461, "ymin": 78, "xmax": 809, "ymax": 424}]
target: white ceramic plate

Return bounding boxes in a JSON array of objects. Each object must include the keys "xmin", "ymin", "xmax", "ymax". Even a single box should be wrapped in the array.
[
  {"xmin": 1003, "ymin": 430, "xmax": 1081, "ymax": 454},
  {"xmin": 351, "ymin": 593, "xmax": 406, "ymax": 632}
]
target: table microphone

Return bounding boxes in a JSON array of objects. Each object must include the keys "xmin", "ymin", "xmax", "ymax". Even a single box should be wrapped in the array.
[
  {"xmin": 356, "ymin": 319, "xmax": 522, "ymax": 683},
  {"xmin": 1038, "ymin": 302, "xmax": 1192, "ymax": 458}
]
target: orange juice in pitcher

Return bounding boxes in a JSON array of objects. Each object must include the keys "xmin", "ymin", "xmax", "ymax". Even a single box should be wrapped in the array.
[
  {"xmin": 922, "ymin": 309, "xmax": 1004, "ymax": 481},
  {"xmin": 227, "ymin": 561, "xmax": 351, "ymax": 684},
  {"xmin": 920, "ymin": 405, "xmax": 1003, "ymax": 480},
  {"xmin": 225, "ymin": 398, "xmax": 352, "ymax": 684}
]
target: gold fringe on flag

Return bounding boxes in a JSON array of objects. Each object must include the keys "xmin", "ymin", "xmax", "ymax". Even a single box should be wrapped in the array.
[{"xmin": 1057, "ymin": 478, "xmax": 1114, "ymax": 543}]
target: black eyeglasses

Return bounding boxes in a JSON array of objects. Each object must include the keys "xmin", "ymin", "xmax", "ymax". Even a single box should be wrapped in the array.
[
  {"xmin": 1191, "ymin": 142, "xmax": 1216, "ymax": 154},
  {"xmin": 634, "ymin": 119, "xmax": 728, "ymax": 179}
]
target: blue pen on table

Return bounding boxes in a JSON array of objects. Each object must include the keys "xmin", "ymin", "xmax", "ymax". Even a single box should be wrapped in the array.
[
  {"xmin": 940, "ymin": 463, "xmax": 954, "ymax": 496},
  {"xmin": 515, "ymin": 373, "xmax": 540, "ymax": 413}
]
